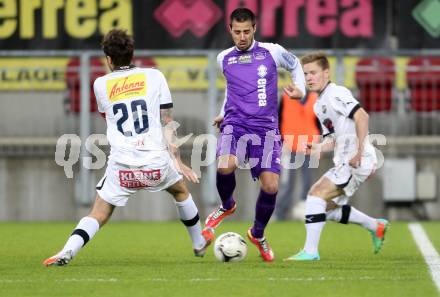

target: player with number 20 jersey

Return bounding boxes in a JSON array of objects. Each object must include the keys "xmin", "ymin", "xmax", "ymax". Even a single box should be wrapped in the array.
[{"xmin": 43, "ymin": 30, "xmax": 211, "ymax": 267}]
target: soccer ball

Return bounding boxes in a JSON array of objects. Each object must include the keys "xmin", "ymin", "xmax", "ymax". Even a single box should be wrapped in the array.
[{"xmin": 213, "ymin": 232, "xmax": 247, "ymax": 262}]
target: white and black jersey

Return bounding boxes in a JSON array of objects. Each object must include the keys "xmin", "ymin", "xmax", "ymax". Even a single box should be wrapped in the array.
[
  {"xmin": 93, "ymin": 66, "xmax": 172, "ymax": 166},
  {"xmin": 314, "ymin": 82, "xmax": 376, "ymax": 166}
]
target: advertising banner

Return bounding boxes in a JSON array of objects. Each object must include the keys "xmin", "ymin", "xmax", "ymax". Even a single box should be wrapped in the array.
[{"xmin": 2, "ymin": 0, "xmax": 427, "ymax": 50}]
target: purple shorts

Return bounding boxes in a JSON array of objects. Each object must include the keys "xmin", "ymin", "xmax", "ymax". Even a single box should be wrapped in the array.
[{"xmin": 216, "ymin": 124, "xmax": 282, "ymax": 179}]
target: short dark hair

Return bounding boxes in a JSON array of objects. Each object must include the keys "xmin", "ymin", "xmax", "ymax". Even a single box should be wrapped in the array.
[
  {"xmin": 301, "ymin": 52, "xmax": 330, "ymax": 70},
  {"xmin": 101, "ymin": 29, "xmax": 134, "ymax": 67},
  {"xmin": 230, "ymin": 8, "xmax": 256, "ymax": 26}
]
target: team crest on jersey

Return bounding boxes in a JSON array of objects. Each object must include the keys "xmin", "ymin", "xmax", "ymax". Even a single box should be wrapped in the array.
[
  {"xmin": 227, "ymin": 56, "xmax": 237, "ymax": 65},
  {"xmin": 119, "ymin": 169, "xmax": 162, "ymax": 188},
  {"xmin": 322, "ymin": 104, "xmax": 327, "ymax": 114},
  {"xmin": 106, "ymin": 73, "xmax": 146, "ymax": 102},
  {"xmin": 254, "ymin": 51, "xmax": 266, "ymax": 60},
  {"xmin": 238, "ymin": 54, "xmax": 252, "ymax": 64},
  {"xmin": 257, "ymin": 65, "xmax": 267, "ymax": 78},
  {"xmin": 323, "ymin": 118, "xmax": 334, "ymax": 133}
]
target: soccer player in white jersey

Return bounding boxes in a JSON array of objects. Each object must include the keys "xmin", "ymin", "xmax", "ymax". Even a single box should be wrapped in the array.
[
  {"xmin": 283, "ymin": 52, "xmax": 389, "ymax": 261},
  {"xmin": 43, "ymin": 29, "xmax": 211, "ymax": 266}
]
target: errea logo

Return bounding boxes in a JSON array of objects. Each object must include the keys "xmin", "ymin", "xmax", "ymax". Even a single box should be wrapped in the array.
[
  {"xmin": 257, "ymin": 65, "xmax": 268, "ymax": 107},
  {"xmin": 257, "ymin": 65, "xmax": 267, "ymax": 78},
  {"xmin": 228, "ymin": 56, "xmax": 237, "ymax": 65}
]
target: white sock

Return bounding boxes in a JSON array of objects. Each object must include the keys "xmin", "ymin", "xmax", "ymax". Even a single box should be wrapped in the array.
[
  {"xmin": 175, "ymin": 194, "xmax": 205, "ymax": 250},
  {"xmin": 326, "ymin": 208, "xmax": 342, "ymax": 221},
  {"xmin": 61, "ymin": 217, "xmax": 100, "ymax": 257},
  {"xmin": 303, "ymin": 195, "xmax": 327, "ymax": 254},
  {"xmin": 348, "ymin": 206, "xmax": 378, "ymax": 231},
  {"xmin": 327, "ymin": 205, "xmax": 378, "ymax": 231}
]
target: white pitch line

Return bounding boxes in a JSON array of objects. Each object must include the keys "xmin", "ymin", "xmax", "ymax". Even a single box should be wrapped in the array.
[
  {"xmin": 408, "ymin": 223, "xmax": 440, "ymax": 293},
  {"xmin": 146, "ymin": 275, "xmax": 421, "ymax": 282},
  {"xmin": 0, "ymin": 278, "xmax": 118, "ymax": 283},
  {"xmin": 0, "ymin": 275, "xmax": 423, "ymax": 284}
]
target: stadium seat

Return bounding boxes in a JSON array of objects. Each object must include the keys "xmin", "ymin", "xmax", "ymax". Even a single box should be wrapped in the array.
[
  {"xmin": 355, "ymin": 57, "xmax": 395, "ymax": 112},
  {"xmin": 65, "ymin": 57, "xmax": 106, "ymax": 113},
  {"xmin": 132, "ymin": 57, "xmax": 156, "ymax": 68},
  {"xmin": 407, "ymin": 56, "xmax": 440, "ymax": 112}
]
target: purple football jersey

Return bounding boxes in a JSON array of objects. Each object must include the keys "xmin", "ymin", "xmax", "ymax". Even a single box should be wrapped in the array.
[{"xmin": 217, "ymin": 41, "xmax": 305, "ymax": 130}]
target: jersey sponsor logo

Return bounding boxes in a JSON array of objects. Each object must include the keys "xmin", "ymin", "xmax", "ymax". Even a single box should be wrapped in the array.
[
  {"xmin": 254, "ymin": 51, "xmax": 267, "ymax": 60},
  {"xmin": 238, "ymin": 54, "xmax": 252, "ymax": 64},
  {"xmin": 119, "ymin": 169, "xmax": 161, "ymax": 188},
  {"xmin": 227, "ymin": 56, "xmax": 237, "ymax": 65},
  {"xmin": 257, "ymin": 64, "xmax": 268, "ymax": 107},
  {"xmin": 257, "ymin": 78, "xmax": 267, "ymax": 106},
  {"xmin": 106, "ymin": 73, "xmax": 146, "ymax": 102}
]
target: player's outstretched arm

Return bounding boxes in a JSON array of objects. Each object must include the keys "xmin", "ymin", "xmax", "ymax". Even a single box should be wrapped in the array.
[
  {"xmin": 304, "ymin": 136, "xmax": 335, "ymax": 157},
  {"xmin": 213, "ymin": 90, "xmax": 227, "ymax": 129},
  {"xmin": 349, "ymin": 107, "xmax": 369, "ymax": 168},
  {"xmin": 161, "ymin": 108, "xmax": 199, "ymax": 183}
]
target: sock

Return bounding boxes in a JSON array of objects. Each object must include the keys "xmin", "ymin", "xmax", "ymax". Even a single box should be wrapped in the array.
[
  {"xmin": 325, "ymin": 195, "xmax": 348, "ymax": 222},
  {"xmin": 251, "ymin": 189, "xmax": 277, "ymax": 239},
  {"xmin": 216, "ymin": 171, "xmax": 236, "ymax": 210},
  {"xmin": 326, "ymin": 207, "xmax": 343, "ymax": 222},
  {"xmin": 327, "ymin": 204, "xmax": 377, "ymax": 231},
  {"xmin": 61, "ymin": 216, "xmax": 100, "ymax": 257},
  {"xmin": 303, "ymin": 195, "xmax": 327, "ymax": 254},
  {"xmin": 175, "ymin": 194, "xmax": 205, "ymax": 250}
]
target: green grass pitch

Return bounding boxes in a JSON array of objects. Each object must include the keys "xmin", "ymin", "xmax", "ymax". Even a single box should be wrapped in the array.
[{"xmin": 0, "ymin": 221, "xmax": 439, "ymax": 297}]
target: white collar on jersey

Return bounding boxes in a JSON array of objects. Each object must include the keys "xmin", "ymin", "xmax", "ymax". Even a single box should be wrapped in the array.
[
  {"xmin": 113, "ymin": 64, "xmax": 136, "ymax": 71},
  {"xmin": 318, "ymin": 81, "xmax": 333, "ymax": 98}
]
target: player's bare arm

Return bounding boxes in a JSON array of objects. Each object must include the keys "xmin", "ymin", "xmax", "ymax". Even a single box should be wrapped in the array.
[
  {"xmin": 350, "ymin": 107, "xmax": 369, "ymax": 168},
  {"xmin": 160, "ymin": 108, "xmax": 199, "ymax": 183},
  {"xmin": 305, "ymin": 136, "xmax": 335, "ymax": 156},
  {"xmin": 212, "ymin": 115, "xmax": 224, "ymax": 129}
]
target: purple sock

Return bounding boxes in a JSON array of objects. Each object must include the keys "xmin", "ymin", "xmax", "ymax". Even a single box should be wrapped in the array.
[
  {"xmin": 216, "ymin": 171, "xmax": 236, "ymax": 210},
  {"xmin": 252, "ymin": 189, "xmax": 277, "ymax": 238}
]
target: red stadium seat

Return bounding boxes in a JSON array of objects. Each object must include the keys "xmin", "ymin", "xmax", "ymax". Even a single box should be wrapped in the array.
[
  {"xmin": 65, "ymin": 57, "xmax": 107, "ymax": 113},
  {"xmin": 407, "ymin": 56, "xmax": 440, "ymax": 112},
  {"xmin": 355, "ymin": 57, "xmax": 395, "ymax": 112},
  {"xmin": 132, "ymin": 57, "xmax": 156, "ymax": 68}
]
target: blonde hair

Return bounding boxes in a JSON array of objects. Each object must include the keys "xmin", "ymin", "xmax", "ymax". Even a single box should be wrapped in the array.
[{"xmin": 301, "ymin": 52, "xmax": 330, "ymax": 70}]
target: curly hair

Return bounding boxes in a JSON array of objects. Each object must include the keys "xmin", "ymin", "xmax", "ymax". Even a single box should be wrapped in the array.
[{"xmin": 101, "ymin": 29, "xmax": 134, "ymax": 67}]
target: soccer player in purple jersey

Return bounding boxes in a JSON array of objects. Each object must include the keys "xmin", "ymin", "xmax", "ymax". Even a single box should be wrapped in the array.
[{"xmin": 202, "ymin": 8, "xmax": 305, "ymax": 262}]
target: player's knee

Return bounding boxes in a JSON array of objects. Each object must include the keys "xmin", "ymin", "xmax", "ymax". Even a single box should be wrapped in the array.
[
  {"xmin": 308, "ymin": 187, "xmax": 325, "ymax": 198},
  {"xmin": 261, "ymin": 182, "xmax": 278, "ymax": 194},
  {"xmin": 173, "ymin": 191, "xmax": 190, "ymax": 202},
  {"xmin": 217, "ymin": 166, "xmax": 235, "ymax": 175},
  {"xmin": 326, "ymin": 201, "xmax": 338, "ymax": 211},
  {"xmin": 166, "ymin": 181, "xmax": 189, "ymax": 201}
]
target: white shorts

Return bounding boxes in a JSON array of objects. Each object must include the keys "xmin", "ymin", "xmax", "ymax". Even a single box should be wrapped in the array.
[
  {"xmin": 324, "ymin": 157, "xmax": 376, "ymax": 198},
  {"xmin": 96, "ymin": 151, "xmax": 182, "ymax": 206}
]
